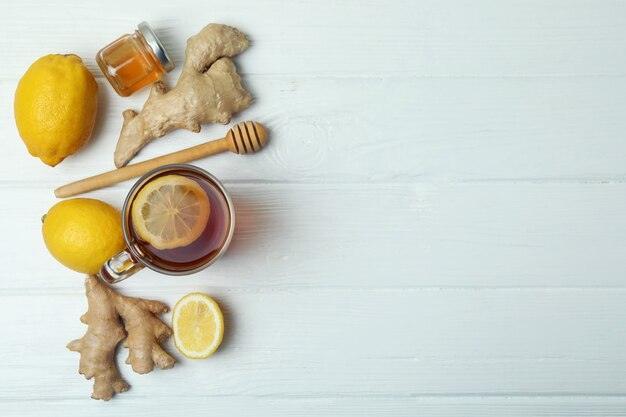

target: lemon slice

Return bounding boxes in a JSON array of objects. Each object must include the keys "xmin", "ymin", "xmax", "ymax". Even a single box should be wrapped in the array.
[
  {"xmin": 172, "ymin": 293, "xmax": 224, "ymax": 359},
  {"xmin": 131, "ymin": 175, "xmax": 210, "ymax": 250}
]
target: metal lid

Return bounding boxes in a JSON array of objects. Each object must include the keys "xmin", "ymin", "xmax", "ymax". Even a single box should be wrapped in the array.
[{"xmin": 137, "ymin": 21, "xmax": 175, "ymax": 72}]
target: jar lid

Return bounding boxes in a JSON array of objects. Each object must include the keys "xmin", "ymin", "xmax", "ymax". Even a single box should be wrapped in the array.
[{"xmin": 137, "ymin": 21, "xmax": 175, "ymax": 72}]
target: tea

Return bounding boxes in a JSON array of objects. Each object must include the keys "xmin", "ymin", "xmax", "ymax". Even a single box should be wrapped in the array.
[{"xmin": 126, "ymin": 167, "xmax": 232, "ymax": 273}]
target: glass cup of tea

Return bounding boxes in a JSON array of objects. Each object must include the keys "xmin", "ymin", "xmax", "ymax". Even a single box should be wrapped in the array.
[{"xmin": 99, "ymin": 164, "xmax": 235, "ymax": 284}]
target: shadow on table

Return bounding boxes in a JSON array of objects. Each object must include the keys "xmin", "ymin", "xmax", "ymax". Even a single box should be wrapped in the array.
[{"xmin": 221, "ymin": 189, "xmax": 274, "ymax": 263}]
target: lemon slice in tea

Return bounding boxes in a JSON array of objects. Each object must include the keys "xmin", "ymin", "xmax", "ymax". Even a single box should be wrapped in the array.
[
  {"xmin": 131, "ymin": 175, "xmax": 211, "ymax": 250},
  {"xmin": 173, "ymin": 292, "xmax": 224, "ymax": 359}
]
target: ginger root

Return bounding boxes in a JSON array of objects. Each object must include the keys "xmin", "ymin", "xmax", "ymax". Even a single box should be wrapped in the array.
[
  {"xmin": 67, "ymin": 275, "xmax": 175, "ymax": 400},
  {"xmin": 114, "ymin": 23, "xmax": 253, "ymax": 167}
]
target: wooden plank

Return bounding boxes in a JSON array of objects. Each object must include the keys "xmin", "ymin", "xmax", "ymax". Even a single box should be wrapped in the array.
[
  {"xmin": 4, "ymin": 396, "xmax": 626, "ymax": 417},
  {"xmin": 1, "ymin": 182, "xmax": 625, "ymax": 291},
  {"xmin": 3, "ymin": 75, "xmax": 626, "ymax": 183},
  {"xmin": 3, "ymin": 1, "xmax": 626, "ymax": 414},
  {"xmin": 2, "ymin": 289, "xmax": 626, "ymax": 400},
  {"xmin": 1, "ymin": 0, "xmax": 626, "ymax": 78}
]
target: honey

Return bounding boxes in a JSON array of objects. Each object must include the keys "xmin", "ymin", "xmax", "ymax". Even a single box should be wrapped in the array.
[{"xmin": 96, "ymin": 22, "xmax": 174, "ymax": 97}]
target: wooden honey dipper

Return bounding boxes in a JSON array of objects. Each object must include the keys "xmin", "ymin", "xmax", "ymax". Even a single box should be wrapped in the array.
[{"xmin": 55, "ymin": 121, "xmax": 268, "ymax": 198}]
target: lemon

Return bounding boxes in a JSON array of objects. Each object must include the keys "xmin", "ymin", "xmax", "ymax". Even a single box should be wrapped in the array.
[
  {"xmin": 42, "ymin": 198, "xmax": 125, "ymax": 274},
  {"xmin": 14, "ymin": 54, "xmax": 98, "ymax": 167},
  {"xmin": 131, "ymin": 175, "xmax": 211, "ymax": 250},
  {"xmin": 172, "ymin": 293, "xmax": 224, "ymax": 359}
]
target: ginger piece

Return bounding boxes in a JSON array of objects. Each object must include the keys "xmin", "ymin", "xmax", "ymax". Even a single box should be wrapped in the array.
[
  {"xmin": 67, "ymin": 275, "xmax": 175, "ymax": 400},
  {"xmin": 114, "ymin": 23, "xmax": 252, "ymax": 167},
  {"xmin": 66, "ymin": 276, "xmax": 128, "ymax": 400}
]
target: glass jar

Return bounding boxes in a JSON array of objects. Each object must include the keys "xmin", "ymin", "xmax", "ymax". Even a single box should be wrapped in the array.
[{"xmin": 96, "ymin": 22, "xmax": 174, "ymax": 97}]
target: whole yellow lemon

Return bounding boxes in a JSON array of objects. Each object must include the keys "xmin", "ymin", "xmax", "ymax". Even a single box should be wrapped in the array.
[
  {"xmin": 14, "ymin": 54, "xmax": 98, "ymax": 167},
  {"xmin": 42, "ymin": 198, "xmax": 125, "ymax": 274}
]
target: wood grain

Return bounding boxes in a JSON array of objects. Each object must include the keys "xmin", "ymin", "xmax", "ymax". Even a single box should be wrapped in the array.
[
  {"xmin": 1, "ymin": 0, "xmax": 626, "ymax": 78},
  {"xmin": 2, "ymin": 289, "xmax": 626, "ymax": 401},
  {"xmin": 2, "ymin": 75, "xmax": 626, "ymax": 183},
  {"xmin": 4, "ymin": 397, "xmax": 626, "ymax": 417},
  {"xmin": 2, "ymin": 183, "xmax": 625, "ymax": 292},
  {"xmin": 2, "ymin": 0, "xmax": 626, "ymax": 415}
]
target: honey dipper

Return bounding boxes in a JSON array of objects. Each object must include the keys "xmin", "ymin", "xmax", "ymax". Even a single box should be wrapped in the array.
[{"xmin": 55, "ymin": 121, "xmax": 268, "ymax": 198}]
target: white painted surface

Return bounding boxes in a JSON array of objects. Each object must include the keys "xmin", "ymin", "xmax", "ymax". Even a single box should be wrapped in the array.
[{"xmin": 1, "ymin": 0, "xmax": 625, "ymax": 415}]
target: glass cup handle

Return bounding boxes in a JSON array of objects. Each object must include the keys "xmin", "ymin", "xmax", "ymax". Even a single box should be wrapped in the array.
[{"xmin": 98, "ymin": 249, "xmax": 144, "ymax": 284}]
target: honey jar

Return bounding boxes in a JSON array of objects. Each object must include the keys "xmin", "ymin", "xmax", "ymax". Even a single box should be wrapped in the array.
[{"xmin": 96, "ymin": 22, "xmax": 174, "ymax": 97}]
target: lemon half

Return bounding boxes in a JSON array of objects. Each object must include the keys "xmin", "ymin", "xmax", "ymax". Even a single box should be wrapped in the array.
[
  {"xmin": 172, "ymin": 293, "xmax": 224, "ymax": 359},
  {"xmin": 131, "ymin": 175, "xmax": 211, "ymax": 250}
]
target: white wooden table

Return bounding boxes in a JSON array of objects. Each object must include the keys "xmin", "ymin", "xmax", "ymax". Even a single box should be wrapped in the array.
[{"xmin": 2, "ymin": 0, "xmax": 626, "ymax": 415}]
